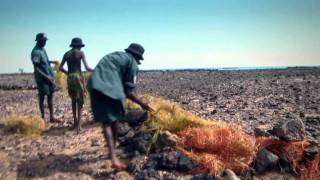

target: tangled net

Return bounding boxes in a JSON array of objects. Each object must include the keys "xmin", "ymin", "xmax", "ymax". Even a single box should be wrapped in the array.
[
  {"xmin": 128, "ymin": 95, "xmax": 320, "ymax": 179},
  {"xmin": 176, "ymin": 125, "xmax": 256, "ymax": 175}
]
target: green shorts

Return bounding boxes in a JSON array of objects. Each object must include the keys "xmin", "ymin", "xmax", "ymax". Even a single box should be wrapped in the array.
[
  {"xmin": 36, "ymin": 81, "xmax": 55, "ymax": 96},
  {"xmin": 67, "ymin": 73, "xmax": 86, "ymax": 107},
  {"xmin": 89, "ymin": 90, "xmax": 124, "ymax": 124}
]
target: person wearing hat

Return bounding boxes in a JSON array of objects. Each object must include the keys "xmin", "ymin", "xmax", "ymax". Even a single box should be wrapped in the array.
[
  {"xmin": 59, "ymin": 37, "xmax": 92, "ymax": 134},
  {"xmin": 87, "ymin": 43, "xmax": 153, "ymax": 171},
  {"xmin": 31, "ymin": 33, "xmax": 58, "ymax": 122}
]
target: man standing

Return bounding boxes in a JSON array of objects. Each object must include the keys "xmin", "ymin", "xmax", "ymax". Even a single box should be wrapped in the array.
[
  {"xmin": 31, "ymin": 33, "xmax": 57, "ymax": 122},
  {"xmin": 59, "ymin": 37, "xmax": 92, "ymax": 133},
  {"xmin": 88, "ymin": 43, "xmax": 153, "ymax": 171}
]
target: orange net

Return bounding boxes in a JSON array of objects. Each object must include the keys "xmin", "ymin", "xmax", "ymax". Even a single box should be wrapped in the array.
[
  {"xmin": 134, "ymin": 95, "xmax": 319, "ymax": 178},
  {"xmin": 177, "ymin": 127, "xmax": 320, "ymax": 178},
  {"xmin": 176, "ymin": 125, "xmax": 256, "ymax": 175},
  {"xmin": 300, "ymin": 154, "xmax": 320, "ymax": 180}
]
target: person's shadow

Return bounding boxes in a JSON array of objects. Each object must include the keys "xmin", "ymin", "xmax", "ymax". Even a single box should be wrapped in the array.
[{"xmin": 17, "ymin": 151, "xmax": 112, "ymax": 179}]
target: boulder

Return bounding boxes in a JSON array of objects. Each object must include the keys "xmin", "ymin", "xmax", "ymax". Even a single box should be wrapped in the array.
[
  {"xmin": 158, "ymin": 147, "xmax": 181, "ymax": 170},
  {"xmin": 192, "ymin": 173, "xmax": 215, "ymax": 180},
  {"xmin": 221, "ymin": 169, "xmax": 240, "ymax": 180},
  {"xmin": 253, "ymin": 149, "xmax": 279, "ymax": 174},
  {"xmin": 125, "ymin": 109, "xmax": 148, "ymax": 126},
  {"xmin": 135, "ymin": 168, "xmax": 158, "ymax": 180},
  {"xmin": 270, "ymin": 117, "xmax": 306, "ymax": 141},
  {"xmin": 117, "ymin": 122, "xmax": 132, "ymax": 137},
  {"xmin": 177, "ymin": 154, "xmax": 197, "ymax": 172},
  {"xmin": 144, "ymin": 153, "xmax": 161, "ymax": 169},
  {"xmin": 304, "ymin": 144, "xmax": 320, "ymax": 160},
  {"xmin": 130, "ymin": 131, "xmax": 153, "ymax": 153},
  {"xmin": 118, "ymin": 129, "xmax": 135, "ymax": 146},
  {"xmin": 127, "ymin": 155, "xmax": 147, "ymax": 173},
  {"xmin": 153, "ymin": 130, "xmax": 179, "ymax": 150}
]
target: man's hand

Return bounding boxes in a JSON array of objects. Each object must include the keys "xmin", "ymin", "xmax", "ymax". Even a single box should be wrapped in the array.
[
  {"xmin": 48, "ymin": 77, "xmax": 56, "ymax": 86},
  {"xmin": 50, "ymin": 60, "xmax": 59, "ymax": 65},
  {"xmin": 140, "ymin": 102, "xmax": 155, "ymax": 112}
]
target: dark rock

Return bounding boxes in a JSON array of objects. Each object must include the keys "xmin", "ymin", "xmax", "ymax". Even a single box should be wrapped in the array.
[
  {"xmin": 128, "ymin": 155, "xmax": 146, "ymax": 173},
  {"xmin": 117, "ymin": 122, "xmax": 132, "ymax": 136},
  {"xmin": 304, "ymin": 145, "xmax": 319, "ymax": 160},
  {"xmin": 144, "ymin": 153, "xmax": 161, "ymax": 169},
  {"xmin": 131, "ymin": 133, "xmax": 152, "ymax": 153},
  {"xmin": 153, "ymin": 131, "xmax": 179, "ymax": 150},
  {"xmin": 278, "ymin": 158, "xmax": 294, "ymax": 174},
  {"xmin": 119, "ymin": 129, "xmax": 135, "ymax": 146},
  {"xmin": 135, "ymin": 168, "xmax": 157, "ymax": 180},
  {"xmin": 253, "ymin": 149, "xmax": 279, "ymax": 174},
  {"xmin": 254, "ymin": 127, "xmax": 272, "ymax": 137},
  {"xmin": 271, "ymin": 117, "xmax": 306, "ymax": 141},
  {"xmin": 192, "ymin": 173, "xmax": 215, "ymax": 180},
  {"xmin": 158, "ymin": 147, "xmax": 181, "ymax": 170},
  {"xmin": 125, "ymin": 109, "xmax": 148, "ymax": 126},
  {"xmin": 221, "ymin": 169, "xmax": 240, "ymax": 180},
  {"xmin": 177, "ymin": 154, "xmax": 197, "ymax": 172}
]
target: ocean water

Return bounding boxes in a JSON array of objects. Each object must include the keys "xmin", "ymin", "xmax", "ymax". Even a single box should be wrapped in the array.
[{"xmin": 141, "ymin": 66, "xmax": 320, "ymax": 72}]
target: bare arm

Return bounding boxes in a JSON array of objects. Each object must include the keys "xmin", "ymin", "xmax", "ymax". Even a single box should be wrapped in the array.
[
  {"xmin": 35, "ymin": 66, "xmax": 55, "ymax": 85},
  {"xmin": 81, "ymin": 52, "xmax": 93, "ymax": 72},
  {"xmin": 49, "ymin": 60, "xmax": 59, "ymax": 65},
  {"xmin": 59, "ymin": 55, "xmax": 68, "ymax": 75},
  {"xmin": 126, "ymin": 90, "xmax": 154, "ymax": 112}
]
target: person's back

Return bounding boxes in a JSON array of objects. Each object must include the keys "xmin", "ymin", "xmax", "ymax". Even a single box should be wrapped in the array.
[
  {"xmin": 87, "ymin": 43, "xmax": 153, "ymax": 171},
  {"xmin": 59, "ymin": 37, "xmax": 92, "ymax": 133},
  {"xmin": 88, "ymin": 51, "xmax": 138, "ymax": 106},
  {"xmin": 63, "ymin": 48, "xmax": 83, "ymax": 74}
]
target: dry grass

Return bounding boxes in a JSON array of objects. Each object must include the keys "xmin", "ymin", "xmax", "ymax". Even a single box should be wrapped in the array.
[{"xmin": 5, "ymin": 115, "xmax": 45, "ymax": 136}]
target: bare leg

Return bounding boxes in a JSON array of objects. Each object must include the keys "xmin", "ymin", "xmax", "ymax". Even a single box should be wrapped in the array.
[
  {"xmin": 76, "ymin": 101, "xmax": 82, "ymax": 134},
  {"xmin": 111, "ymin": 121, "xmax": 119, "ymax": 147},
  {"xmin": 102, "ymin": 123, "xmax": 126, "ymax": 171},
  {"xmin": 71, "ymin": 99, "xmax": 77, "ymax": 129},
  {"xmin": 48, "ymin": 93, "xmax": 55, "ymax": 122},
  {"xmin": 38, "ymin": 95, "xmax": 45, "ymax": 119}
]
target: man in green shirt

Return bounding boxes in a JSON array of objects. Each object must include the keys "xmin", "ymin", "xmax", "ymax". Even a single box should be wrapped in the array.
[
  {"xmin": 88, "ymin": 43, "xmax": 153, "ymax": 171},
  {"xmin": 31, "ymin": 33, "xmax": 57, "ymax": 122},
  {"xmin": 59, "ymin": 37, "xmax": 93, "ymax": 134}
]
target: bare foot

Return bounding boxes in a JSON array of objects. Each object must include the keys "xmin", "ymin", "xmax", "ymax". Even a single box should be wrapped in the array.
[
  {"xmin": 76, "ymin": 127, "xmax": 83, "ymax": 134},
  {"xmin": 111, "ymin": 160, "xmax": 127, "ymax": 171}
]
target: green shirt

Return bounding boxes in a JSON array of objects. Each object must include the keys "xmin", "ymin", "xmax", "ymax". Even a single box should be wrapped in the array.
[
  {"xmin": 31, "ymin": 45, "xmax": 54, "ymax": 83},
  {"xmin": 88, "ymin": 51, "xmax": 139, "ymax": 109}
]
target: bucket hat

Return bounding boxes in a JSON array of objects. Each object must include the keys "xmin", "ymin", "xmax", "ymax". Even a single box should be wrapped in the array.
[
  {"xmin": 70, "ymin": 37, "xmax": 85, "ymax": 47},
  {"xmin": 35, "ymin": 33, "xmax": 48, "ymax": 41},
  {"xmin": 125, "ymin": 43, "xmax": 144, "ymax": 60}
]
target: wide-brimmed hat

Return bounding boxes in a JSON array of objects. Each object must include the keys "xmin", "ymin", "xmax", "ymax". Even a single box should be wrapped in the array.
[
  {"xmin": 35, "ymin": 33, "xmax": 48, "ymax": 41},
  {"xmin": 125, "ymin": 43, "xmax": 144, "ymax": 60},
  {"xmin": 70, "ymin": 37, "xmax": 85, "ymax": 47}
]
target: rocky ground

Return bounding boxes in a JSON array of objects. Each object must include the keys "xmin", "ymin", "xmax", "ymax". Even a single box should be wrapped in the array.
[{"xmin": 0, "ymin": 68, "xmax": 319, "ymax": 179}]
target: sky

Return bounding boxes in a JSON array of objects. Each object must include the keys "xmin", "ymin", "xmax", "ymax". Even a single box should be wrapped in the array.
[{"xmin": 0, "ymin": 0, "xmax": 319, "ymax": 73}]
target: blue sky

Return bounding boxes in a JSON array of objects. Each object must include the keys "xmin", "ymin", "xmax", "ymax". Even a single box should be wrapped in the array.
[{"xmin": 0, "ymin": 0, "xmax": 319, "ymax": 73}]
